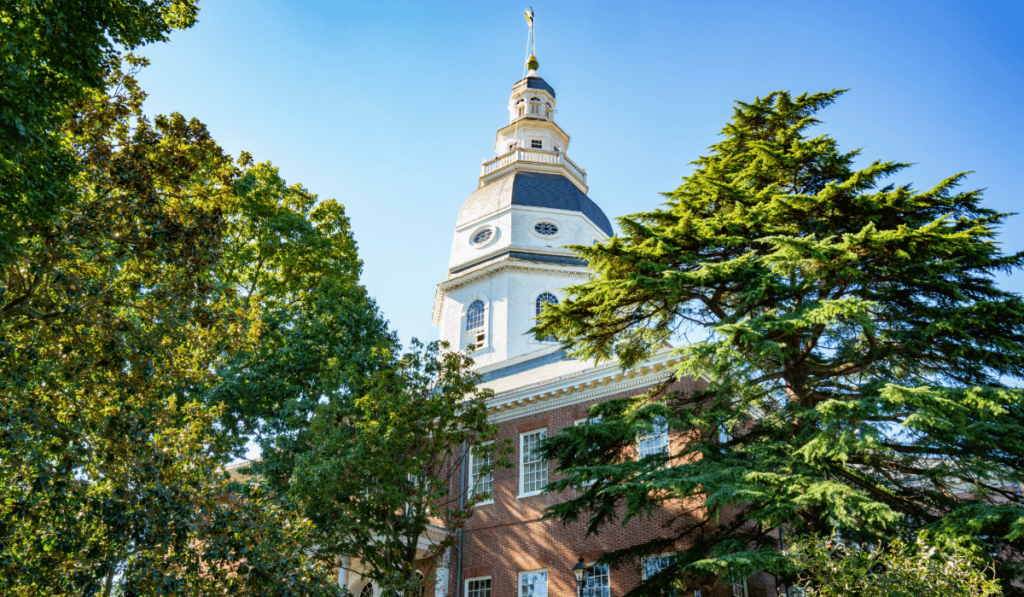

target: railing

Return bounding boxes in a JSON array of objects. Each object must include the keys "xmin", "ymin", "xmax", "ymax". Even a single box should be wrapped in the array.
[{"xmin": 480, "ymin": 148, "xmax": 587, "ymax": 185}]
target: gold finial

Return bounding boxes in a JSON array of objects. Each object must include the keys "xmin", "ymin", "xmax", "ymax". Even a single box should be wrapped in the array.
[{"xmin": 527, "ymin": 54, "xmax": 539, "ymax": 73}]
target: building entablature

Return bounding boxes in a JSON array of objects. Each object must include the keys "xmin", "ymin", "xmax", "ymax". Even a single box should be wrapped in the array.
[
  {"xmin": 493, "ymin": 119, "xmax": 571, "ymax": 154},
  {"xmin": 430, "ymin": 256, "xmax": 593, "ymax": 329},
  {"xmin": 483, "ymin": 349, "xmax": 683, "ymax": 423}
]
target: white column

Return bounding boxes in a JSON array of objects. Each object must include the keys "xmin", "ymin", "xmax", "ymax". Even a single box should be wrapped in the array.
[
  {"xmin": 338, "ymin": 556, "xmax": 352, "ymax": 593},
  {"xmin": 434, "ymin": 548, "xmax": 451, "ymax": 597}
]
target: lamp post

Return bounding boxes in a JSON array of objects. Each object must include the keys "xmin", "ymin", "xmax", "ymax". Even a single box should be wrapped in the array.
[{"xmin": 571, "ymin": 557, "xmax": 592, "ymax": 597}]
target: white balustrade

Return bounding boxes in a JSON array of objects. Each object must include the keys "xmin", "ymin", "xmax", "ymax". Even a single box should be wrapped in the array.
[{"xmin": 479, "ymin": 148, "xmax": 587, "ymax": 186}]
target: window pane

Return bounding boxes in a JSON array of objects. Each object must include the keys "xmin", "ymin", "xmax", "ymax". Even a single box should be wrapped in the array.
[
  {"xmin": 638, "ymin": 416, "xmax": 668, "ymax": 459},
  {"xmin": 585, "ymin": 564, "xmax": 610, "ymax": 597},
  {"xmin": 535, "ymin": 292, "xmax": 558, "ymax": 316},
  {"xmin": 642, "ymin": 555, "xmax": 672, "ymax": 580},
  {"xmin": 521, "ymin": 430, "xmax": 547, "ymax": 494},
  {"xmin": 467, "ymin": 579, "xmax": 491, "ymax": 597},
  {"xmin": 731, "ymin": 578, "xmax": 746, "ymax": 597},
  {"xmin": 519, "ymin": 571, "xmax": 547, "ymax": 597},
  {"xmin": 466, "ymin": 300, "xmax": 485, "ymax": 331},
  {"xmin": 472, "ymin": 228, "xmax": 493, "ymax": 245},
  {"xmin": 534, "ymin": 222, "xmax": 558, "ymax": 236},
  {"xmin": 470, "ymin": 446, "xmax": 494, "ymax": 502}
]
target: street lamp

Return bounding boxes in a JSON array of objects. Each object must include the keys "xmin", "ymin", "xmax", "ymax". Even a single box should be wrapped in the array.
[{"xmin": 571, "ymin": 557, "xmax": 592, "ymax": 597}]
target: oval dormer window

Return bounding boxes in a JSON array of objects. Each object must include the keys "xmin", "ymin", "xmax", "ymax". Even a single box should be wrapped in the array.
[
  {"xmin": 534, "ymin": 222, "xmax": 558, "ymax": 236},
  {"xmin": 470, "ymin": 225, "xmax": 497, "ymax": 249},
  {"xmin": 472, "ymin": 228, "xmax": 492, "ymax": 245}
]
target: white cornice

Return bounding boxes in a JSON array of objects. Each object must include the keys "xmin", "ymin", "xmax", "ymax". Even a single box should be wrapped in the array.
[
  {"xmin": 494, "ymin": 119, "xmax": 570, "ymax": 148},
  {"xmin": 442, "ymin": 257, "xmax": 593, "ymax": 292},
  {"xmin": 486, "ymin": 349, "xmax": 683, "ymax": 423},
  {"xmin": 431, "ymin": 257, "xmax": 591, "ymax": 328},
  {"xmin": 448, "ymin": 244, "xmax": 582, "ymax": 276}
]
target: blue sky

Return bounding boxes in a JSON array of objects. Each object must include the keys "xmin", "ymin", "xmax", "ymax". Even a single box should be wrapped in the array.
[{"xmin": 136, "ymin": 0, "xmax": 1024, "ymax": 348}]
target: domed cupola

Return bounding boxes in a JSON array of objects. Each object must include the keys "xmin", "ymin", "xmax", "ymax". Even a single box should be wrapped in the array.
[{"xmin": 431, "ymin": 23, "xmax": 613, "ymax": 369}]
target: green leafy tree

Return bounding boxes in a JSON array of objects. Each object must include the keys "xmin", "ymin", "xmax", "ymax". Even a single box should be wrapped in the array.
[
  {"xmin": 535, "ymin": 90, "xmax": 1024, "ymax": 594},
  {"xmin": 205, "ymin": 158, "xmax": 396, "ymax": 457},
  {"xmin": 0, "ymin": 0, "xmax": 200, "ymax": 260},
  {"xmin": 233, "ymin": 339, "xmax": 509, "ymax": 597},
  {"xmin": 0, "ymin": 58, "xmax": 339, "ymax": 596},
  {"xmin": 204, "ymin": 154, "xmax": 509, "ymax": 596},
  {"xmin": 298, "ymin": 340, "xmax": 509, "ymax": 596},
  {"xmin": 789, "ymin": 535, "xmax": 1001, "ymax": 597}
]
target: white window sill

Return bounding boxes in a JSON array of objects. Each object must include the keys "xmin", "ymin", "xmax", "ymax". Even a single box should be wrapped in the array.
[
  {"xmin": 473, "ymin": 499, "xmax": 494, "ymax": 506},
  {"xmin": 517, "ymin": 490, "xmax": 545, "ymax": 499}
]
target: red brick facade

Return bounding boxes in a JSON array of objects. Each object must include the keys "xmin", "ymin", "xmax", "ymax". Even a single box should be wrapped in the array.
[{"xmin": 442, "ymin": 377, "xmax": 779, "ymax": 597}]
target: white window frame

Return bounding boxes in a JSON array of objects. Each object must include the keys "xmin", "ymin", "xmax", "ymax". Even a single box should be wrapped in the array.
[
  {"xmin": 573, "ymin": 417, "xmax": 601, "ymax": 486},
  {"xmin": 530, "ymin": 138, "xmax": 543, "ymax": 149},
  {"xmin": 469, "ymin": 224, "xmax": 498, "ymax": 250},
  {"xmin": 529, "ymin": 218, "xmax": 564, "ymax": 240},
  {"xmin": 463, "ymin": 297, "xmax": 489, "ymax": 351},
  {"xmin": 466, "ymin": 576, "xmax": 492, "ymax": 597},
  {"xmin": 518, "ymin": 429, "xmax": 548, "ymax": 498},
  {"xmin": 641, "ymin": 553, "xmax": 675, "ymax": 580},
  {"xmin": 518, "ymin": 569, "xmax": 548, "ymax": 597},
  {"xmin": 468, "ymin": 442, "xmax": 494, "ymax": 505},
  {"xmin": 583, "ymin": 562, "xmax": 610, "ymax": 597},
  {"xmin": 637, "ymin": 415, "xmax": 669, "ymax": 460},
  {"xmin": 731, "ymin": 577, "xmax": 748, "ymax": 597}
]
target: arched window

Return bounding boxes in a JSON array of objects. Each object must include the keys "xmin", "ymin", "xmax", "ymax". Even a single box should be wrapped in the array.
[
  {"xmin": 465, "ymin": 300, "xmax": 486, "ymax": 350},
  {"xmin": 535, "ymin": 292, "xmax": 558, "ymax": 316},
  {"xmin": 536, "ymin": 292, "xmax": 558, "ymax": 342},
  {"xmin": 529, "ymin": 97, "xmax": 542, "ymax": 115},
  {"xmin": 360, "ymin": 583, "xmax": 374, "ymax": 597},
  {"xmin": 415, "ymin": 571, "xmax": 426, "ymax": 597}
]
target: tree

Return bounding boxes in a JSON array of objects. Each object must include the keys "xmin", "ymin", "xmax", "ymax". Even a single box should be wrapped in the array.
[
  {"xmin": 204, "ymin": 158, "xmax": 397, "ymax": 459},
  {"xmin": 0, "ymin": 57, "xmax": 339, "ymax": 596},
  {"xmin": 0, "ymin": 0, "xmax": 200, "ymax": 261},
  {"xmin": 789, "ymin": 535, "xmax": 1001, "ymax": 597},
  {"xmin": 203, "ymin": 148, "xmax": 510, "ymax": 596},
  {"xmin": 535, "ymin": 90, "xmax": 1024, "ymax": 594},
  {"xmin": 234, "ymin": 339, "xmax": 509, "ymax": 597}
]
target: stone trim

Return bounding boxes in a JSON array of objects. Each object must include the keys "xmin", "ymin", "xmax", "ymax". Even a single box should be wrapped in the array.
[{"xmin": 487, "ymin": 351, "xmax": 683, "ymax": 423}]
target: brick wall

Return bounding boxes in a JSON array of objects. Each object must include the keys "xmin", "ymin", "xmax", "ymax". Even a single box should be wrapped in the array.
[{"xmin": 446, "ymin": 378, "xmax": 780, "ymax": 597}]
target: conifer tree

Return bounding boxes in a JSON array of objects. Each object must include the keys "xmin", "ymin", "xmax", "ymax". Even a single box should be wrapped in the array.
[{"xmin": 535, "ymin": 90, "xmax": 1024, "ymax": 595}]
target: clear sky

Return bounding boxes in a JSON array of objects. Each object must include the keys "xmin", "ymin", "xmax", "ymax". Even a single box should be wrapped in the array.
[{"xmin": 136, "ymin": 0, "xmax": 1024, "ymax": 349}]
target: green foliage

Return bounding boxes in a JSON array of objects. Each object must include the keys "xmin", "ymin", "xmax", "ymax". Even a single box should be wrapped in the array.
[
  {"xmin": 789, "ymin": 535, "xmax": 1001, "ymax": 597},
  {"xmin": 204, "ymin": 151, "xmax": 509, "ymax": 597},
  {"xmin": 535, "ymin": 90, "xmax": 1024, "ymax": 595},
  {"xmin": 0, "ymin": 58, "xmax": 339, "ymax": 596},
  {"xmin": 206, "ymin": 158, "xmax": 395, "ymax": 454},
  {"xmin": 0, "ymin": 0, "xmax": 200, "ymax": 261},
  {"xmin": 239, "ymin": 339, "xmax": 511, "ymax": 597}
]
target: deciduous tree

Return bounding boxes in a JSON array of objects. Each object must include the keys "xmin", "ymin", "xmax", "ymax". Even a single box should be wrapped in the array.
[
  {"xmin": 0, "ymin": 0, "xmax": 200, "ymax": 260},
  {"xmin": 1, "ymin": 57, "xmax": 339, "ymax": 596},
  {"xmin": 234, "ymin": 339, "xmax": 509, "ymax": 597},
  {"xmin": 789, "ymin": 535, "xmax": 1001, "ymax": 597}
]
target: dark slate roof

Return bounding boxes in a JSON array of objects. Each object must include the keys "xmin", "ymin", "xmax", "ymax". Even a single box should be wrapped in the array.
[
  {"xmin": 457, "ymin": 171, "xmax": 614, "ymax": 236},
  {"xmin": 479, "ymin": 350, "xmax": 572, "ymax": 383},
  {"xmin": 449, "ymin": 250, "xmax": 588, "ymax": 275},
  {"xmin": 518, "ymin": 76, "xmax": 556, "ymax": 99},
  {"xmin": 508, "ymin": 251, "xmax": 587, "ymax": 267},
  {"xmin": 510, "ymin": 172, "xmax": 613, "ymax": 236}
]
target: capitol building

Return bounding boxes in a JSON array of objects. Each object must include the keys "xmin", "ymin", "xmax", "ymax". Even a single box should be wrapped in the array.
[{"xmin": 337, "ymin": 52, "xmax": 774, "ymax": 597}]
